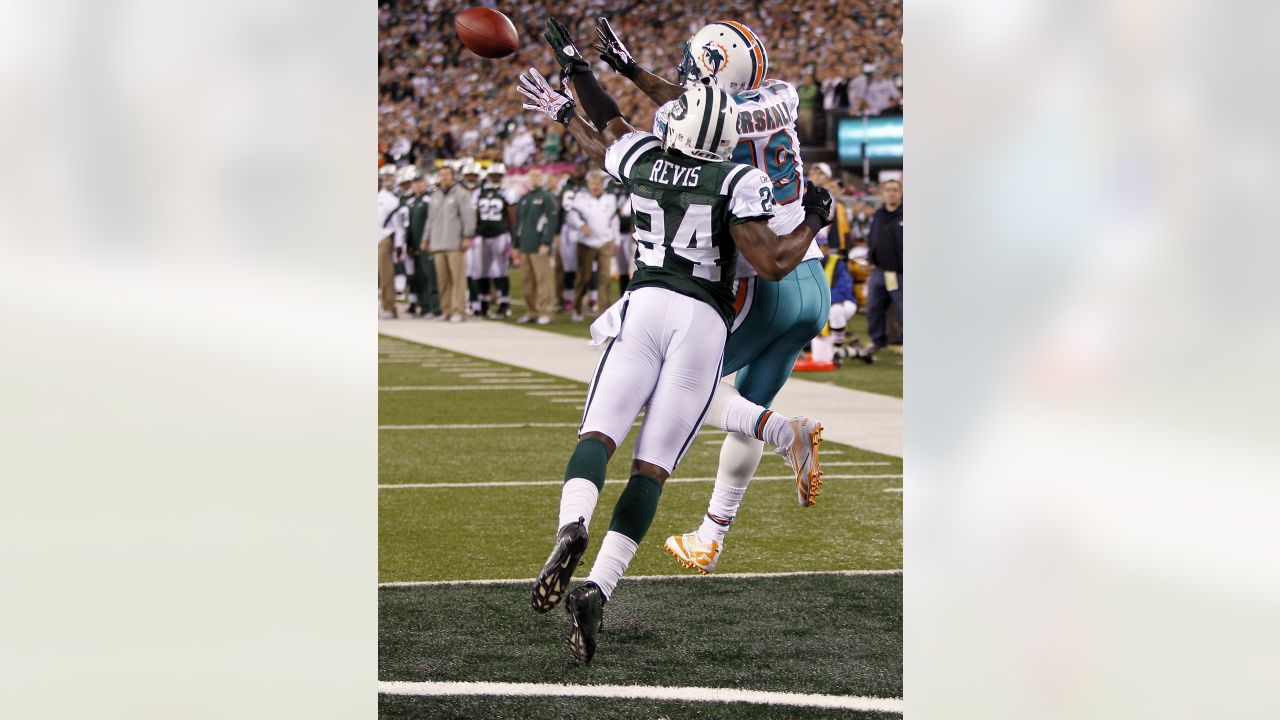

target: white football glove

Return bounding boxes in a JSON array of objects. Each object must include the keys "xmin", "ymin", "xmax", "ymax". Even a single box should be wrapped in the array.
[{"xmin": 517, "ymin": 68, "xmax": 576, "ymax": 125}]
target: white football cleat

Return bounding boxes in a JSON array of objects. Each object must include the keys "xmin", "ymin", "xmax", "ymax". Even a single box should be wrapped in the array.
[
  {"xmin": 778, "ymin": 416, "xmax": 824, "ymax": 507},
  {"xmin": 664, "ymin": 532, "xmax": 721, "ymax": 574}
]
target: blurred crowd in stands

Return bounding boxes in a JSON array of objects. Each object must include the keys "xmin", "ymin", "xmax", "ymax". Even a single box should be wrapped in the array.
[
  {"xmin": 378, "ymin": 0, "xmax": 903, "ymax": 359},
  {"xmin": 379, "ymin": 0, "xmax": 902, "ymax": 168}
]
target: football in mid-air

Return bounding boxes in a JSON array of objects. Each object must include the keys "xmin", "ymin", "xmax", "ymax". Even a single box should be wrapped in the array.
[{"xmin": 455, "ymin": 7, "xmax": 519, "ymax": 59}]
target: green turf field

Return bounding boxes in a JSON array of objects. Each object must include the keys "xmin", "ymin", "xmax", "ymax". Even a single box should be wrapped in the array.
[
  {"xmin": 378, "ymin": 335, "xmax": 902, "ymax": 717},
  {"xmin": 490, "ymin": 268, "xmax": 903, "ymax": 398}
]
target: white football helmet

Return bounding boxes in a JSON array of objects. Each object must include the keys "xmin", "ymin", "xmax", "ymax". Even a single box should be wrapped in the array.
[
  {"xmin": 396, "ymin": 164, "xmax": 418, "ymax": 186},
  {"xmin": 379, "ymin": 163, "xmax": 397, "ymax": 188},
  {"xmin": 677, "ymin": 21, "xmax": 769, "ymax": 96},
  {"xmin": 662, "ymin": 81, "xmax": 740, "ymax": 162}
]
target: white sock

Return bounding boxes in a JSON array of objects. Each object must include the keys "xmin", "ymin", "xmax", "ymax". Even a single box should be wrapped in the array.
[
  {"xmin": 558, "ymin": 478, "xmax": 599, "ymax": 533},
  {"xmin": 585, "ymin": 530, "xmax": 638, "ymax": 600},
  {"xmin": 697, "ymin": 433, "xmax": 764, "ymax": 543},
  {"xmin": 721, "ymin": 394, "xmax": 793, "ymax": 448}
]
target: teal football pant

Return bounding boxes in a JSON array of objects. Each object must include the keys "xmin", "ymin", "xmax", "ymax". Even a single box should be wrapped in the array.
[{"xmin": 722, "ymin": 258, "xmax": 831, "ymax": 407}]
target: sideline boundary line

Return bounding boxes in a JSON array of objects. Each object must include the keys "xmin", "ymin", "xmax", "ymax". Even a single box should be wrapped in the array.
[
  {"xmin": 379, "ymin": 474, "xmax": 902, "ymax": 489},
  {"xmin": 377, "ymin": 680, "xmax": 902, "ymax": 713},
  {"xmin": 380, "ymin": 568, "xmax": 902, "ymax": 588}
]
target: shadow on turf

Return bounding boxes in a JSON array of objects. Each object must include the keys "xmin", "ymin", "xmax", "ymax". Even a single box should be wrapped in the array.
[{"xmin": 379, "ymin": 574, "xmax": 902, "ymax": 699}]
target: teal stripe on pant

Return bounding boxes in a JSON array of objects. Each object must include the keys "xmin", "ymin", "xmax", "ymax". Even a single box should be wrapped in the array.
[{"xmin": 722, "ymin": 258, "xmax": 831, "ymax": 407}]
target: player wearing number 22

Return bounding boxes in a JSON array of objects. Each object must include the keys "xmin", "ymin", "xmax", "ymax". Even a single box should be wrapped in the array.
[
  {"xmin": 517, "ymin": 18, "xmax": 834, "ymax": 664},
  {"xmin": 595, "ymin": 18, "xmax": 832, "ymax": 573}
]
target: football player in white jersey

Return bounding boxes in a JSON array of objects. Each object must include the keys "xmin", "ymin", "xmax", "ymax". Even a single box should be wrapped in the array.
[{"xmin": 595, "ymin": 19, "xmax": 833, "ymax": 573}]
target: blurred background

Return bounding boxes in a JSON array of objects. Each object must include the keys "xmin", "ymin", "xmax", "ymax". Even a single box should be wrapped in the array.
[{"xmin": 2, "ymin": 0, "xmax": 1278, "ymax": 718}]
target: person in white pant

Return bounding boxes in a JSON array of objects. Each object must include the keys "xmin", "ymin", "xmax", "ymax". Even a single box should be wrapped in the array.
[{"xmin": 517, "ymin": 18, "xmax": 832, "ymax": 664}]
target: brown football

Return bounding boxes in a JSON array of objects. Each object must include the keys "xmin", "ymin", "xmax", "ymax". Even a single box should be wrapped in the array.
[{"xmin": 455, "ymin": 7, "xmax": 519, "ymax": 59}]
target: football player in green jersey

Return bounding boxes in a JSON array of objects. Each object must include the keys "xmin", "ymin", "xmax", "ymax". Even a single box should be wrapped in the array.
[
  {"xmin": 471, "ymin": 163, "xmax": 517, "ymax": 318},
  {"xmin": 597, "ymin": 18, "xmax": 834, "ymax": 572},
  {"xmin": 517, "ymin": 18, "xmax": 834, "ymax": 664}
]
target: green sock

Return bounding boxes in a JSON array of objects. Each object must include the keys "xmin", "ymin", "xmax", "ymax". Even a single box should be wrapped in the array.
[
  {"xmin": 608, "ymin": 474, "xmax": 663, "ymax": 543},
  {"xmin": 563, "ymin": 438, "xmax": 609, "ymax": 490}
]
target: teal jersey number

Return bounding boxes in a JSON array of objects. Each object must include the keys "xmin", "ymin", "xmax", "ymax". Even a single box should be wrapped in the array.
[{"xmin": 733, "ymin": 129, "xmax": 802, "ymax": 205}]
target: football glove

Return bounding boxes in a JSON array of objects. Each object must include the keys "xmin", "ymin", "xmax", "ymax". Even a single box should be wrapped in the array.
[
  {"xmin": 543, "ymin": 17, "xmax": 591, "ymax": 78},
  {"xmin": 592, "ymin": 17, "xmax": 638, "ymax": 79},
  {"xmin": 801, "ymin": 183, "xmax": 834, "ymax": 233},
  {"xmin": 517, "ymin": 68, "xmax": 576, "ymax": 125}
]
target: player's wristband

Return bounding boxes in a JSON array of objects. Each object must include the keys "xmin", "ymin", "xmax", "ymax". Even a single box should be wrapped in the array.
[
  {"xmin": 562, "ymin": 59, "xmax": 591, "ymax": 78},
  {"xmin": 554, "ymin": 99, "xmax": 576, "ymax": 126},
  {"xmin": 802, "ymin": 212, "xmax": 829, "ymax": 235}
]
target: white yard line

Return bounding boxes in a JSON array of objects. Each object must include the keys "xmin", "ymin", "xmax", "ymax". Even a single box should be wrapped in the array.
[
  {"xmin": 380, "ymin": 568, "xmax": 902, "ymax": 588},
  {"xmin": 547, "ymin": 397, "xmax": 584, "ymax": 403},
  {"xmin": 524, "ymin": 390, "xmax": 586, "ymax": 396},
  {"xmin": 883, "ymin": 488, "xmax": 903, "ymax": 493},
  {"xmin": 377, "ymin": 680, "xmax": 901, "ymax": 713},
  {"xmin": 379, "ymin": 422, "xmax": 582, "ymax": 430},
  {"xmin": 379, "ymin": 473, "xmax": 902, "ymax": 489},
  {"xmin": 776, "ymin": 460, "xmax": 893, "ymax": 467},
  {"xmin": 378, "ymin": 360, "xmax": 479, "ymax": 365},
  {"xmin": 378, "ymin": 386, "xmax": 577, "ymax": 392},
  {"xmin": 457, "ymin": 372, "xmax": 532, "ymax": 378},
  {"xmin": 478, "ymin": 377, "xmax": 558, "ymax": 384},
  {"xmin": 378, "ymin": 322, "xmax": 902, "ymax": 457}
]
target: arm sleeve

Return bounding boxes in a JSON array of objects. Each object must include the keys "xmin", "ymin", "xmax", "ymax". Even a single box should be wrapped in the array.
[
  {"xmin": 603, "ymin": 131, "xmax": 661, "ymax": 183},
  {"xmin": 565, "ymin": 196, "xmax": 583, "ymax": 232},
  {"xmin": 460, "ymin": 189, "xmax": 476, "ymax": 237},
  {"xmin": 544, "ymin": 199, "xmax": 560, "ymax": 241},
  {"xmin": 726, "ymin": 167, "xmax": 776, "ymax": 226},
  {"xmin": 542, "ymin": 199, "xmax": 558, "ymax": 239}
]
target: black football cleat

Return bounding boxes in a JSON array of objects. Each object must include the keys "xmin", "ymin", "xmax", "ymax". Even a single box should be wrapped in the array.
[
  {"xmin": 850, "ymin": 338, "xmax": 875, "ymax": 365},
  {"xmin": 565, "ymin": 581, "xmax": 606, "ymax": 664},
  {"xmin": 531, "ymin": 517, "xmax": 588, "ymax": 613}
]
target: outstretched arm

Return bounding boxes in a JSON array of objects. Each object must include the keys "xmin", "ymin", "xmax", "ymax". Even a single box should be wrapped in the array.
[
  {"xmin": 730, "ymin": 184, "xmax": 835, "ymax": 281},
  {"xmin": 593, "ymin": 18, "xmax": 684, "ymax": 106},
  {"xmin": 563, "ymin": 115, "xmax": 634, "ymax": 166},
  {"xmin": 516, "ymin": 68, "xmax": 633, "ymax": 167}
]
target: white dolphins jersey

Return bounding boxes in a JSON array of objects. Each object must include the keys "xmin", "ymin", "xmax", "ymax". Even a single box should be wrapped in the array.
[{"xmin": 655, "ymin": 79, "xmax": 822, "ymax": 279}]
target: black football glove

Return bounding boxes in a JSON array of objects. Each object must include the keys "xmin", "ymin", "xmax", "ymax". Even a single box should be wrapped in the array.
[
  {"xmin": 517, "ymin": 68, "xmax": 576, "ymax": 125},
  {"xmin": 543, "ymin": 17, "xmax": 591, "ymax": 78},
  {"xmin": 801, "ymin": 183, "xmax": 834, "ymax": 234},
  {"xmin": 592, "ymin": 17, "xmax": 638, "ymax": 79}
]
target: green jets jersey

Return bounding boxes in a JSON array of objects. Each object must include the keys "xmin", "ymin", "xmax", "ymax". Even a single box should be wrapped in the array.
[
  {"xmin": 603, "ymin": 131, "xmax": 775, "ymax": 325},
  {"xmin": 473, "ymin": 184, "xmax": 511, "ymax": 237}
]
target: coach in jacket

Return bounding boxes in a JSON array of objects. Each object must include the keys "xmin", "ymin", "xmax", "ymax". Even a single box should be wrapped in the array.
[
  {"xmin": 425, "ymin": 165, "xmax": 476, "ymax": 322},
  {"xmin": 866, "ymin": 178, "xmax": 903, "ymax": 352},
  {"xmin": 513, "ymin": 168, "xmax": 560, "ymax": 324}
]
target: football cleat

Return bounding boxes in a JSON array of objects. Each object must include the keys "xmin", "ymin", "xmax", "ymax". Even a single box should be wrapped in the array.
[
  {"xmin": 531, "ymin": 517, "xmax": 588, "ymax": 613},
  {"xmin": 778, "ymin": 416, "xmax": 824, "ymax": 507},
  {"xmin": 564, "ymin": 581, "xmax": 606, "ymax": 664},
  {"xmin": 850, "ymin": 338, "xmax": 875, "ymax": 365},
  {"xmin": 663, "ymin": 532, "xmax": 721, "ymax": 574}
]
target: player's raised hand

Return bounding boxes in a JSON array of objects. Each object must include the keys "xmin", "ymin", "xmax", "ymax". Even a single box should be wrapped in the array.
[
  {"xmin": 592, "ymin": 17, "xmax": 637, "ymax": 79},
  {"xmin": 801, "ymin": 183, "xmax": 835, "ymax": 225},
  {"xmin": 517, "ymin": 68, "xmax": 576, "ymax": 125},
  {"xmin": 543, "ymin": 18, "xmax": 590, "ymax": 77}
]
